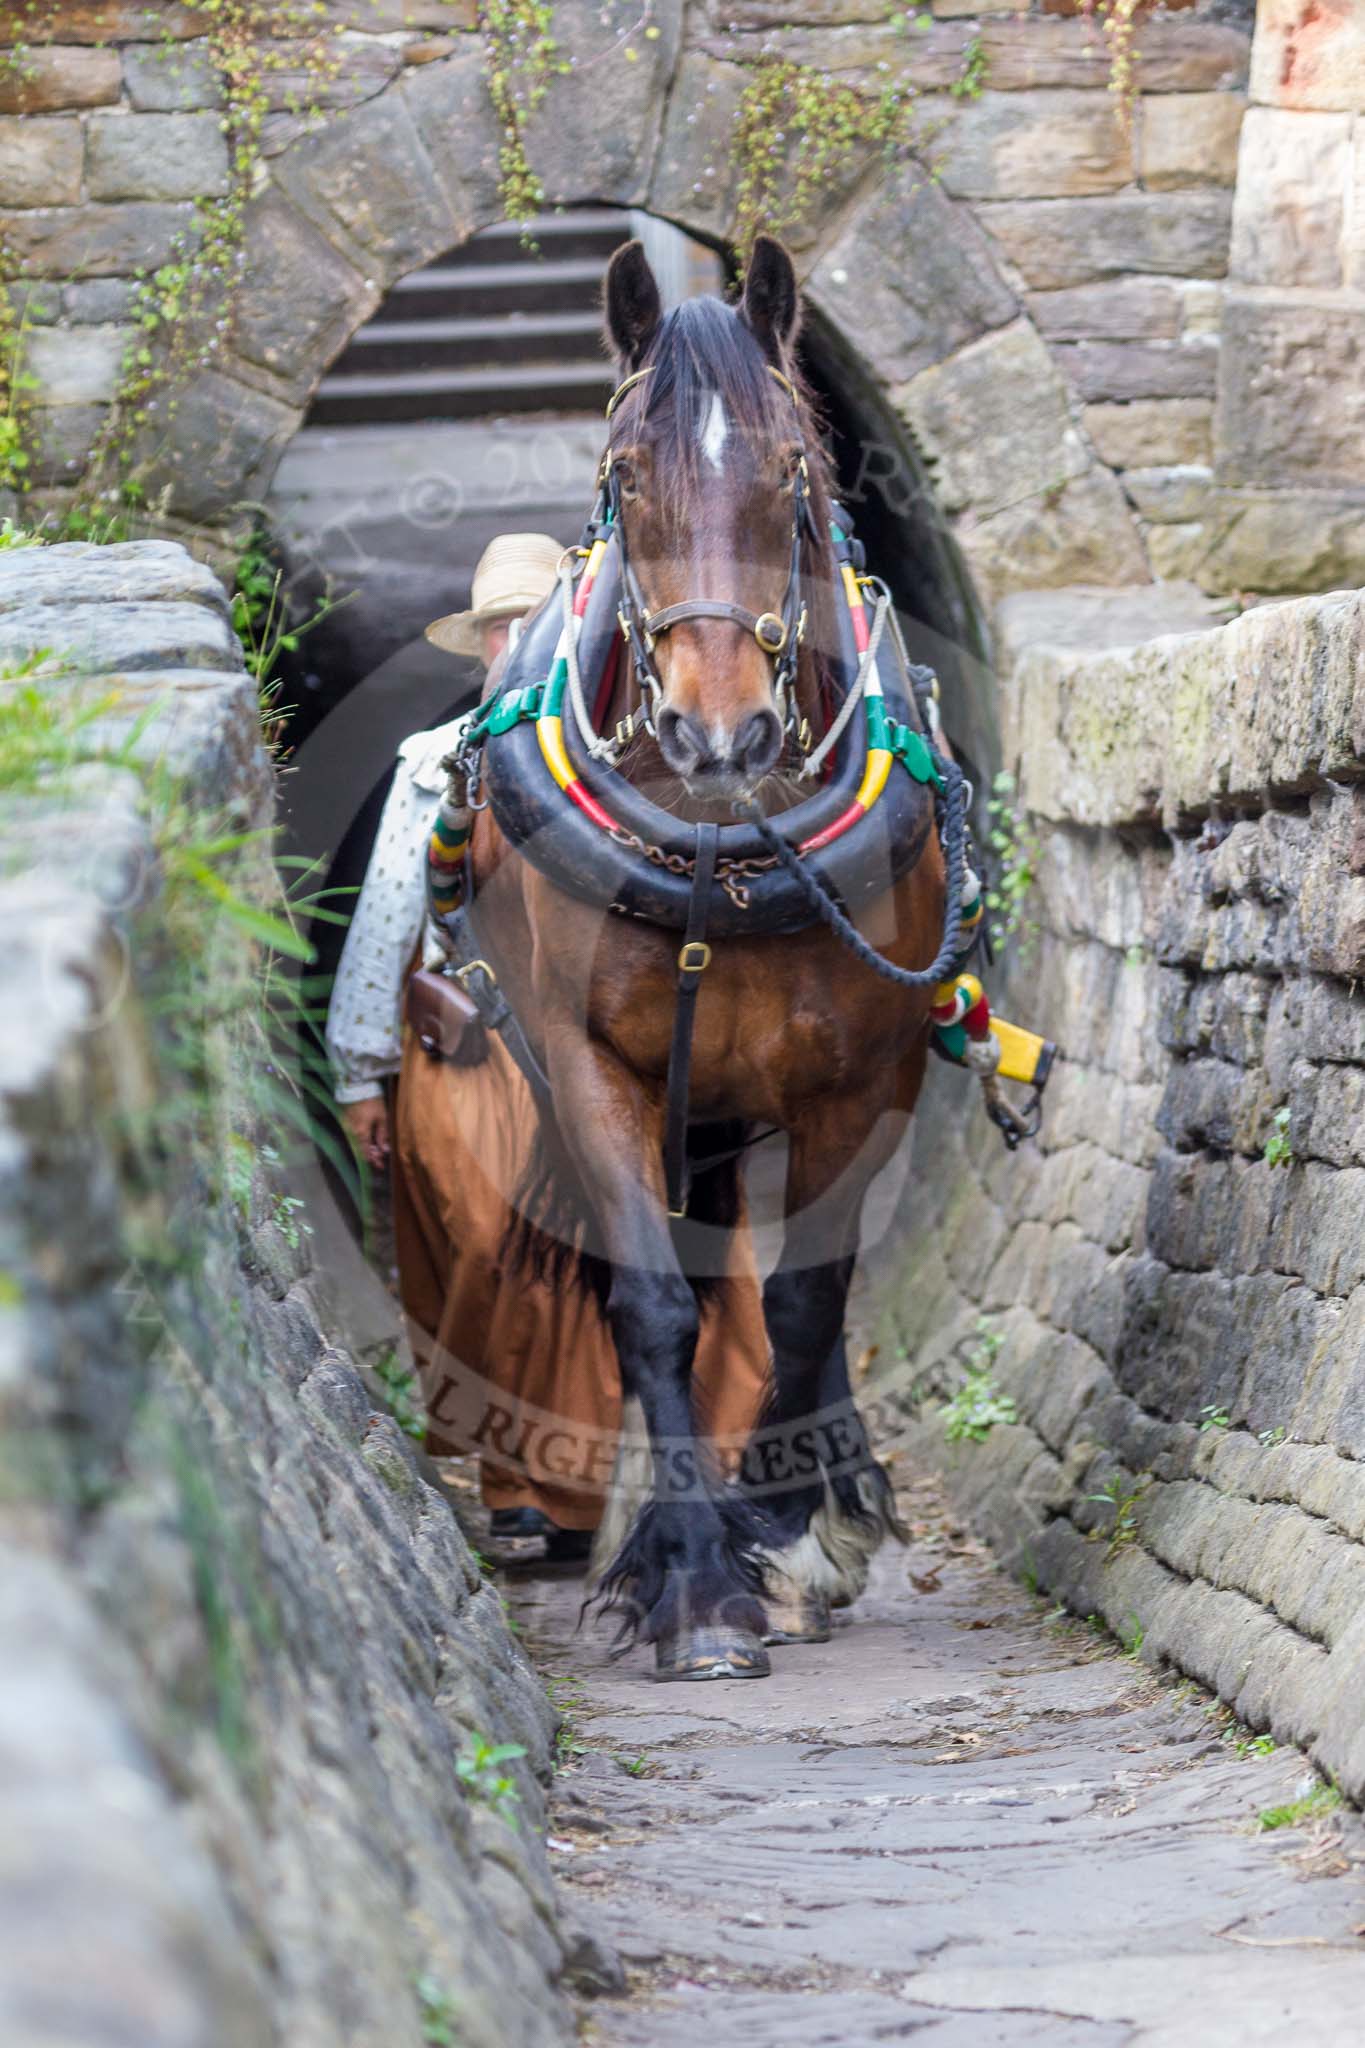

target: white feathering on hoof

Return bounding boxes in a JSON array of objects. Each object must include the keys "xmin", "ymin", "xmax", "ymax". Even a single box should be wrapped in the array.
[
  {"xmin": 588, "ymin": 1394, "xmax": 651, "ymax": 1590},
  {"xmin": 759, "ymin": 1469, "xmax": 905, "ymax": 1609}
]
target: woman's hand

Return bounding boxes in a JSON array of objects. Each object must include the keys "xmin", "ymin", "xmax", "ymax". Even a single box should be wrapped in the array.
[{"xmin": 343, "ymin": 1096, "xmax": 390, "ymax": 1170}]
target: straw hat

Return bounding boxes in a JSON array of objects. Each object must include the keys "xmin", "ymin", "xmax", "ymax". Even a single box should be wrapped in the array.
[{"xmin": 424, "ymin": 532, "xmax": 565, "ymax": 658}]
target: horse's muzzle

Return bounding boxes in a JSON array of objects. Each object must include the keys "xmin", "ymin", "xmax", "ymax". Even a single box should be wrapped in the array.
[{"xmin": 656, "ymin": 705, "xmax": 784, "ymax": 795}]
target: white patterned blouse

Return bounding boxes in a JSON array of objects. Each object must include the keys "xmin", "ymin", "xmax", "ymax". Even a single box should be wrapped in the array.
[{"xmin": 324, "ymin": 714, "xmax": 470, "ymax": 1104}]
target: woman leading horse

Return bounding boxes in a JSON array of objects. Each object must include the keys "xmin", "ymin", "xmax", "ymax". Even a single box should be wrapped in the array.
[{"xmin": 448, "ymin": 236, "xmax": 950, "ymax": 1679}]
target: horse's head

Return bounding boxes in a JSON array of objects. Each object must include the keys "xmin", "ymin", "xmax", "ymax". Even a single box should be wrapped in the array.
[{"xmin": 603, "ymin": 236, "xmax": 822, "ymax": 801}]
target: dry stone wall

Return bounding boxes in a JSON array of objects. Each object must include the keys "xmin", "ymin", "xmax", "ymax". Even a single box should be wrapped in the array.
[
  {"xmin": 877, "ymin": 584, "xmax": 1365, "ymax": 1798},
  {"xmin": 0, "ymin": 540, "xmax": 607, "ymax": 2047}
]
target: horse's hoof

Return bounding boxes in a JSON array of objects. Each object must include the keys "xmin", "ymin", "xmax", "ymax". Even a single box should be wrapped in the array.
[
  {"xmin": 654, "ymin": 1629, "xmax": 771, "ymax": 1681},
  {"xmin": 762, "ymin": 1589, "xmax": 832, "ymax": 1645}
]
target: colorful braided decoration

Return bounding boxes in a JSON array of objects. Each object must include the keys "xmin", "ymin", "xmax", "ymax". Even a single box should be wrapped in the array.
[{"xmin": 427, "ymin": 763, "xmax": 472, "ymax": 919}]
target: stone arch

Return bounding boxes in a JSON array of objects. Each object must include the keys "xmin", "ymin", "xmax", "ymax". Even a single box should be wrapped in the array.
[{"xmin": 146, "ymin": 1, "xmax": 1149, "ymax": 655}]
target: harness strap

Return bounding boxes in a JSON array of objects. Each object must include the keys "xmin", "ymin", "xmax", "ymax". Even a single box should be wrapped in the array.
[
  {"xmin": 663, "ymin": 822, "xmax": 719, "ymax": 1218},
  {"xmin": 444, "ymin": 881, "xmax": 557, "ymax": 1120},
  {"xmin": 644, "ymin": 598, "xmax": 786, "ymax": 651}
]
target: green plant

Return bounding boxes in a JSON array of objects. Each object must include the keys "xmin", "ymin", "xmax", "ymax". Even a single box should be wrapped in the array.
[
  {"xmin": 0, "ymin": 240, "xmax": 42, "ymax": 492},
  {"xmin": 1233, "ymin": 1731, "xmax": 1276, "ymax": 1760},
  {"xmin": 229, "ymin": 533, "xmax": 349, "ymax": 755},
  {"xmin": 942, "ymin": 1322, "xmax": 1016, "ymax": 1445},
  {"xmin": 271, "ymin": 1190, "xmax": 311, "ymax": 1250},
  {"xmin": 950, "ymin": 33, "xmax": 987, "ymax": 100},
  {"xmin": 371, "ymin": 1345, "xmax": 426, "ymax": 1441},
  {"xmin": 1198, "ymin": 1404, "xmax": 1231, "ymax": 1434},
  {"xmin": 621, "ymin": 1753, "xmax": 651, "ymax": 1778},
  {"xmin": 455, "ymin": 1735, "xmax": 527, "ymax": 1823},
  {"xmin": 1085, "ymin": 1472, "xmax": 1151, "ymax": 1557},
  {"xmin": 732, "ymin": 59, "xmax": 917, "ymax": 254},
  {"xmin": 415, "ymin": 1973, "xmax": 460, "ymax": 2047},
  {"xmin": 1265, "ymin": 1105, "xmax": 1293, "ymax": 1169},
  {"xmin": 20, "ymin": 1, "xmax": 346, "ymax": 517},
  {"xmin": 1078, "ymin": 0, "xmax": 1143, "ymax": 118},
  {"xmin": 478, "ymin": 0, "xmax": 568, "ymax": 230},
  {"xmin": 1259, "ymin": 1782, "xmax": 1341, "ymax": 1832},
  {"xmin": 1117, "ymin": 1614, "xmax": 1144, "ymax": 1660},
  {"xmin": 984, "ymin": 771, "xmax": 1040, "ymax": 958}
]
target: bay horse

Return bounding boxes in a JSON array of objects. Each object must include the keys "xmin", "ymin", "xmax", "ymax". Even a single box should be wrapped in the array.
[{"xmin": 464, "ymin": 236, "xmax": 947, "ymax": 1678}]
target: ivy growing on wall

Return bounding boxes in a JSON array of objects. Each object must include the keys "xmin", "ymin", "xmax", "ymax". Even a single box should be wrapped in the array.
[
  {"xmin": 478, "ymin": 0, "xmax": 567, "ymax": 230},
  {"xmin": 85, "ymin": 1, "xmax": 343, "ymax": 508},
  {"xmin": 1079, "ymin": 0, "xmax": 1143, "ymax": 115},
  {"xmin": 726, "ymin": 0, "xmax": 1001, "ymax": 252}
]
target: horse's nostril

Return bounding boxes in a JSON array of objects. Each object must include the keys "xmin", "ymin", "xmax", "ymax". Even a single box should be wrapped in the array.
[
  {"xmin": 656, "ymin": 707, "xmax": 707, "ymax": 774},
  {"xmin": 734, "ymin": 709, "xmax": 783, "ymax": 779}
]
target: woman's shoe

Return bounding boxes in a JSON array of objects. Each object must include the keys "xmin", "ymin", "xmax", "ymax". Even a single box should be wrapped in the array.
[{"xmin": 489, "ymin": 1507, "xmax": 555, "ymax": 1541}]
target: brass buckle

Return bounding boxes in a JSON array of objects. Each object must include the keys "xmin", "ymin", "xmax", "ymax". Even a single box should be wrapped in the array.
[
  {"xmin": 454, "ymin": 958, "xmax": 497, "ymax": 991},
  {"xmin": 678, "ymin": 941, "xmax": 711, "ymax": 974},
  {"xmin": 754, "ymin": 611, "xmax": 788, "ymax": 655}
]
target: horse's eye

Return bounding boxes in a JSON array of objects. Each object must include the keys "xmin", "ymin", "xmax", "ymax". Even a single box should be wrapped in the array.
[
  {"xmin": 779, "ymin": 449, "xmax": 802, "ymax": 492},
  {"xmin": 614, "ymin": 459, "xmax": 638, "ymax": 499}
]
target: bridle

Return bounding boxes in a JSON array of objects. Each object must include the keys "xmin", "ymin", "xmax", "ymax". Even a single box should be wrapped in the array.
[{"xmin": 600, "ymin": 361, "xmax": 816, "ymax": 744}]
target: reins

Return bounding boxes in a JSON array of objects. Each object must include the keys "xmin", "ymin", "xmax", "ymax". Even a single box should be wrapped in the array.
[{"xmin": 734, "ymin": 758, "xmax": 971, "ymax": 991}]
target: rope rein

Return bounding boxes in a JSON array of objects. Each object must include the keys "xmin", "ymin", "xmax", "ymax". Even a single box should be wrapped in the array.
[
  {"xmin": 559, "ymin": 553, "xmax": 617, "ymax": 761},
  {"xmin": 736, "ymin": 754, "xmax": 970, "ymax": 991},
  {"xmin": 799, "ymin": 585, "xmax": 889, "ymax": 781}
]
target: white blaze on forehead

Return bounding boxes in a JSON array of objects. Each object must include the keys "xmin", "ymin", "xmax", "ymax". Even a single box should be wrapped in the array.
[{"xmin": 700, "ymin": 389, "xmax": 729, "ymax": 472}]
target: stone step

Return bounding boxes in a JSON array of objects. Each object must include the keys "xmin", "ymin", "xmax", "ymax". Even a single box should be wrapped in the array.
[
  {"xmin": 309, "ymin": 360, "xmax": 615, "ymax": 427},
  {"xmin": 373, "ymin": 257, "xmax": 609, "ymax": 322},
  {"xmin": 338, "ymin": 309, "xmax": 605, "ymax": 376},
  {"xmin": 439, "ymin": 207, "xmax": 632, "ymax": 269}
]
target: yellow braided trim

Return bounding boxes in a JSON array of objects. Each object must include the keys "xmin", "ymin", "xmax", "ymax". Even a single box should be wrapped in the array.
[
  {"xmin": 854, "ymin": 747, "xmax": 893, "ymax": 812},
  {"xmin": 537, "ymin": 714, "xmax": 575, "ymax": 792},
  {"xmin": 582, "ymin": 536, "xmax": 608, "ymax": 583}
]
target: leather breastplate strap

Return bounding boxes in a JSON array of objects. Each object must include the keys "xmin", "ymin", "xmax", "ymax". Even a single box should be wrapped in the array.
[
  {"xmin": 443, "ymin": 884, "xmax": 557, "ymax": 1122},
  {"xmin": 664, "ymin": 822, "xmax": 719, "ymax": 1218}
]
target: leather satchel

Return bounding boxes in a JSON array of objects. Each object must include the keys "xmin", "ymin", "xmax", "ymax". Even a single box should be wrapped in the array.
[{"xmin": 404, "ymin": 967, "xmax": 489, "ymax": 1067}]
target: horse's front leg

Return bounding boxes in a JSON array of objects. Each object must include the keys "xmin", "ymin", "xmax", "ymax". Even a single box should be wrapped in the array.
[
  {"xmin": 547, "ymin": 1026, "xmax": 770, "ymax": 1680},
  {"xmin": 747, "ymin": 1061, "xmax": 922, "ymax": 1640}
]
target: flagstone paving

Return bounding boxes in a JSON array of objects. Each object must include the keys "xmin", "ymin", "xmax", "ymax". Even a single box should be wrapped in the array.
[{"xmin": 506, "ymin": 1480, "xmax": 1365, "ymax": 2047}]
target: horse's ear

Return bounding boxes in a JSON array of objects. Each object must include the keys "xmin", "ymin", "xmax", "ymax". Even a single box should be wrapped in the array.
[
  {"xmin": 740, "ymin": 235, "xmax": 800, "ymax": 363},
  {"xmin": 604, "ymin": 240, "xmax": 662, "ymax": 369}
]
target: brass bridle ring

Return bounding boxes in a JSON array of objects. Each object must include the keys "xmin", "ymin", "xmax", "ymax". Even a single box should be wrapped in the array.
[{"xmin": 754, "ymin": 611, "xmax": 788, "ymax": 655}]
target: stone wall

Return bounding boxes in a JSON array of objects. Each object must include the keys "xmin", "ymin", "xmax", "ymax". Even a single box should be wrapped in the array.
[
  {"xmin": 877, "ymin": 582, "xmax": 1365, "ymax": 1799},
  {"xmin": 20, "ymin": 0, "xmax": 1355, "ymax": 612},
  {"xmin": 0, "ymin": 540, "xmax": 606, "ymax": 2046}
]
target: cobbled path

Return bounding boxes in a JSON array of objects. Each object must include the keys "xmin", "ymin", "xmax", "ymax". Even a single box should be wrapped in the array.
[{"xmin": 506, "ymin": 1480, "xmax": 1365, "ymax": 2047}]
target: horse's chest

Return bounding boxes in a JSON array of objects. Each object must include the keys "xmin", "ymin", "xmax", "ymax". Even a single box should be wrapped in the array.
[{"xmin": 592, "ymin": 941, "xmax": 920, "ymax": 1117}]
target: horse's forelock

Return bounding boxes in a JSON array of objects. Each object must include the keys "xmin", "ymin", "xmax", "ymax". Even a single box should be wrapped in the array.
[{"xmin": 611, "ymin": 297, "xmax": 830, "ymax": 513}]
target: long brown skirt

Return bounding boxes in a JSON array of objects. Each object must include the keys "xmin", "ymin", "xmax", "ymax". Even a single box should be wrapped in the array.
[{"xmin": 391, "ymin": 1026, "xmax": 771, "ymax": 1529}]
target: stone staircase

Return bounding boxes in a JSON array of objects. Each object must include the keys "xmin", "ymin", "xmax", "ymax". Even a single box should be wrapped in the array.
[{"xmin": 307, "ymin": 209, "xmax": 631, "ymax": 427}]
